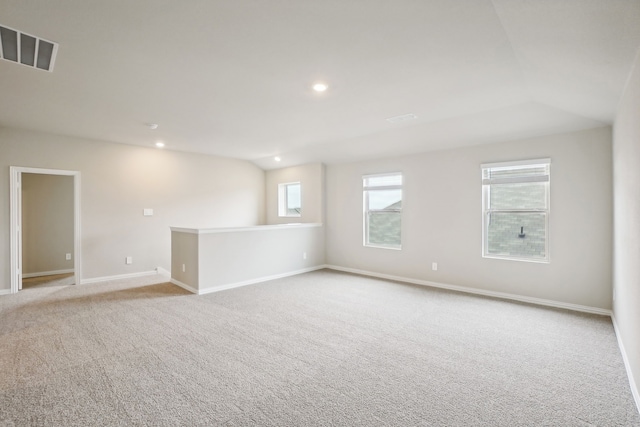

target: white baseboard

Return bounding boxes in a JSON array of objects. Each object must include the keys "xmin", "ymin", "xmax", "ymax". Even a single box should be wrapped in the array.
[
  {"xmin": 81, "ymin": 270, "xmax": 159, "ymax": 285},
  {"xmin": 197, "ymin": 265, "xmax": 326, "ymax": 296},
  {"xmin": 325, "ymin": 265, "xmax": 612, "ymax": 316},
  {"xmin": 611, "ymin": 315, "xmax": 640, "ymax": 414},
  {"xmin": 23, "ymin": 269, "xmax": 74, "ymax": 279},
  {"xmin": 170, "ymin": 278, "xmax": 198, "ymax": 294},
  {"xmin": 0, "ymin": 289, "xmax": 12, "ymax": 296},
  {"xmin": 156, "ymin": 267, "xmax": 171, "ymax": 278}
]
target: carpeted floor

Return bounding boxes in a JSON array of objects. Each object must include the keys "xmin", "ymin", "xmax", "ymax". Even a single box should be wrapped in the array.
[
  {"xmin": 21, "ymin": 273, "xmax": 75, "ymax": 289},
  {"xmin": 0, "ymin": 269, "xmax": 638, "ymax": 426}
]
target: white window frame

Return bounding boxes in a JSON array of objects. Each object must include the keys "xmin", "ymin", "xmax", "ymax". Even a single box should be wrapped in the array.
[
  {"xmin": 278, "ymin": 181, "xmax": 301, "ymax": 218},
  {"xmin": 481, "ymin": 158, "xmax": 550, "ymax": 263},
  {"xmin": 363, "ymin": 172, "xmax": 402, "ymax": 250}
]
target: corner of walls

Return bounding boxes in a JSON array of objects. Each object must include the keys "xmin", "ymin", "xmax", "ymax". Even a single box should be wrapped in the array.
[
  {"xmin": 0, "ymin": 127, "xmax": 266, "ymax": 290},
  {"xmin": 325, "ymin": 127, "xmax": 613, "ymax": 310},
  {"xmin": 612, "ymin": 46, "xmax": 640, "ymax": 415},
  {"xmin": 265, "ymin": 162, "xmax": 325, "ymax": 225},
  {"xmin": 326, "ymin": 265, "xmax": 612, "ymax": 316},
  {"xmin": 611, "ymin": 314, "xmax": 640, "ymax": 414},
  {"xmin": 21, "ymin": 173, "xmax": 74, "ymax": 275}
]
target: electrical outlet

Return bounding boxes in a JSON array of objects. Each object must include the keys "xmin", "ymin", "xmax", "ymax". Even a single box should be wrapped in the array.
[
  {"xmin": 303, "ymin": 252, "xmax": 307, "ymax": 260},
  {"xmin": 65, "ymin": 253, "xmax": 71, "ymax": 260},
  {"xmin": 432, "ymin": 262, "xmax": 438, "ymax": 271},
  {"xmin": 182, "ymin": 264, "xmax": 186, "ymax": 273},
  {"xmin": 126, "ymin": 256, "xmax": 133, "ymax": 265}
]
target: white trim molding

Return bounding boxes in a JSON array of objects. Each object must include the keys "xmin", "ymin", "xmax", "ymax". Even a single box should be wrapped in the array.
[
  {"xmin": 0, "ymin": 289, "xmax": 12, "ymax": 296},
  {"xmin": 325, "ymin": 265, "xmax": 612, "ymax": 316},
  {"xmin": 81, "ymin": 270, "xmax": 159, "ymax": 285},
  {"xmin": 195, "ymin": 266, "xmax": 326, "ymax": 296},
  {"xmin": 22, "ymin": 269, "xmax": 74, "ymax": 279},
  {"xmin": 156, "ymin": 267, "xmax": 171, "ymax": 278},
  {"xmin": 611, "ymin": 315, "xmax": 640, "ymax": 414},
  {"xmin": 170, "ymin": 278, "xmax": 197, "ymax": 294},
  {"xmin": 9, "ymin": 166, "xmax": 81, "ymax": 294},
  {"xmin": 481, "ymin": 157, "xmax": 551, "ymax": 170},
  {"xmin": 170, "ymin": 222, "xmax": 322, "ymax": 235}
]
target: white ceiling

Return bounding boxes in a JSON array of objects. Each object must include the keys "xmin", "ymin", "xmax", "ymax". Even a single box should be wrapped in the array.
[{"xmin": 1, "ymin": 0, "xmax": 639, "ymax": 169}]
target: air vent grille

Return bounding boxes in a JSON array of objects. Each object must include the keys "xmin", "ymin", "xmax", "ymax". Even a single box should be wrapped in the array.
[{"xmin": 0, "ymin": 24, "xmax": 58, "ymax": 72}]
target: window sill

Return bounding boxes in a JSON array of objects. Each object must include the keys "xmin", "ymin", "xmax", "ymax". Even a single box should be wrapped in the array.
[
  {"xmin": 483, "ymin": 255, "xmax": 549, "ymax": 264},
  {"xmin": 364, "ymin": 244, "xmax": 402, "ymax": 251}
]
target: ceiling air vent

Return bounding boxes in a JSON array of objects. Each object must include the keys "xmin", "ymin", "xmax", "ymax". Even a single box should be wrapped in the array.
[{"xmin": 0, "ymin": 24, "xmax": 58, "ymax": 72}]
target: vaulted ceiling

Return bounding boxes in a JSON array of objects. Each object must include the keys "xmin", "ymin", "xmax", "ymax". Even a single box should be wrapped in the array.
[{"xmin": 1, "ymin": 1, "xmax": 639, "ymax": 169}]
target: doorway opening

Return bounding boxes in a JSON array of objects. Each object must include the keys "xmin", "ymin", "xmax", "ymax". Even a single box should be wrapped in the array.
[{"xmin": 10, "ymin": 167, "xmax": 81, "ymax": 293}]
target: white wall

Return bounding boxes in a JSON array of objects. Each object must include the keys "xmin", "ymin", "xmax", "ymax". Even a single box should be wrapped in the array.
[
  {"xmin": 0, "ymin": 127, "xmax": 265, "ymax": 289},
  {"xmin": 171, "ymin": 230, "xmax": 199, "ymax": 288},
  {"xmin": 613, "ymin": 49, "xmax": 640, "ymax": 407},
  {"xmin": 265, "ymin": 163, "xmax": 325, "ymax": 224},
  {"xmin": 326, "ymin": 127, "xmax": 613, "ymax": 310},
  {"xmin": 171, "ymin": 224, "xmax": 325, "ymax": 293},
  {"xmin": 22, "ymin": 173, "xmax": 74, "ymax": 275}
]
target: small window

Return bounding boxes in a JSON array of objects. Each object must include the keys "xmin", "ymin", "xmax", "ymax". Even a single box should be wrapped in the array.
[
  {"xmin": 278, "ymin": 182, "xmax": 301, "ymax": 217},
  {"xmin": 482, "ymin": 159, "xmax": 550, "ymax": 262},
  {"xmin": 363, "ymin": 173, "xmax": 402, "ymax": 249}
]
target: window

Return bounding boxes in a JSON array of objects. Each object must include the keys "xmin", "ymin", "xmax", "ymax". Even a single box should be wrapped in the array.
[
  {"xmin": 363, "ymin": 173, "xmax": 402, "ymax": 249},
  {"xmin": 482, "ymin": 159, "xmax": 550, "ymax": 262},
  {"xmin": 278, "ymin": 182, "xmax": 301, "ymax": 217}
]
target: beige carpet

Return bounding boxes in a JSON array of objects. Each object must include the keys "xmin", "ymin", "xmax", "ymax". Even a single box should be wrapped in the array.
[
  {"xmin": 21, "ymin": 273, "xmax": 75, "ymax": 289},
  {"xmin": 1, "ymin": 269, "xmax": 638, "ymax": 426}
]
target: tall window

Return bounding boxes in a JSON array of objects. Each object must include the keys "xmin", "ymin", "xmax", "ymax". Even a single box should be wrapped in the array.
[
  {"xmin": 278, "ymin": 182, "xmax": 301, "ymax": 217},
  {"xmin": 363, "ymin": 173, "xmax": 402, "ymax": 249},
  {"xmin": 482, "ymin": 159, "xmax": 550, "ymax": 262}
]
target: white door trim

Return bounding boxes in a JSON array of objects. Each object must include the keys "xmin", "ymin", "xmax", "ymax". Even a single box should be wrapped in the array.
[{"xmin": 10, "ymin": 167, "xmax": 81, "ymax": 293}]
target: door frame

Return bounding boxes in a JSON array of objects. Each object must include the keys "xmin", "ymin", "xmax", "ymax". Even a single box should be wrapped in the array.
[{"xmin": 10, "ymin": 167, "xmax": 81, "ymax": 293}]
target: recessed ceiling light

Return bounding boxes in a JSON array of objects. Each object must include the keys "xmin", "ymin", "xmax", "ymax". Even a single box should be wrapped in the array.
[
  {"xmin": 274, "ymin": 156, "xmax": 281, "ymax": 162},
  {"xmin": 155, "ymin": 142, "xmax": 165, "ymax": 148},
  {"xmin": 147, "ymin": 123, "xmax": 159, "ymax": 130},
  {"xmin": 312, "ymin": 83, "xmax": 328, "ymax": 92}
]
